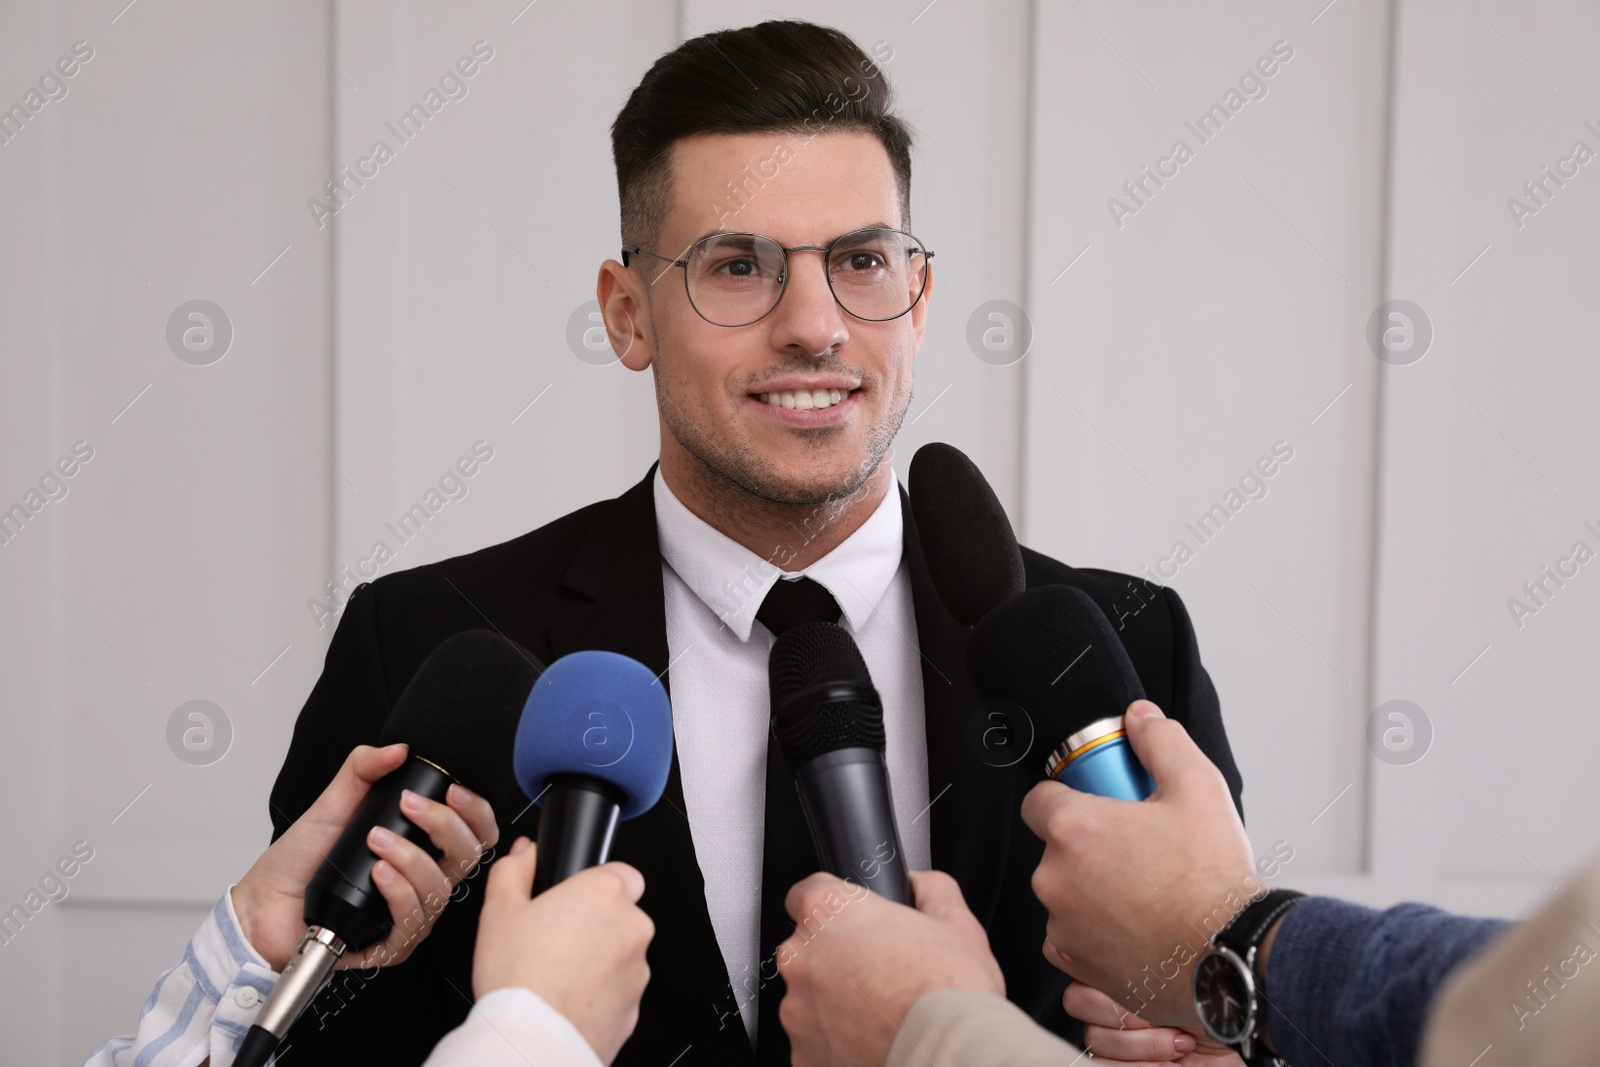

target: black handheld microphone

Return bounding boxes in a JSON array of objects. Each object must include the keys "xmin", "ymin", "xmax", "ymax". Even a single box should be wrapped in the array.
[
  {"xmin": 768, "ymin": 621, "xmax": 912, "ymax": 904},
  {"xmin": 236, "ymin": 630, "xmax": 542, "ymax": 1067},
  {"xmin": 968, "ymin": 584, "xmax": 1155, "ymax": 800},
  {"xmin": 512, "ymin": 649, "xmax": 675, "ymax": 894},
  {"xmin": 908, "ymin": 441, "xmax": 1025, "ymax": 626}
]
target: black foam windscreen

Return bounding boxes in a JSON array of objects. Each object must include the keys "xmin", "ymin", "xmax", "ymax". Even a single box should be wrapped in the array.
[
  {"xmin": 967, "ymin": 584, "xmax": 1145, "ymax": 768},
  {"xmin": 769, "ymin": 621, "xmax": 886, "ymax": 767},
  {"xmin": 379, "ymin": 629, "xmax": 544, "ymax": 817},
  {"xmin": 908, "ymin": 442, "xmax": 1026, "ymax": 626}
]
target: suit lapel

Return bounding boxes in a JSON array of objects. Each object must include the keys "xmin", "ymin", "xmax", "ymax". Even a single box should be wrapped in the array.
[
  {"xmin": 900, "ymin": 486, "xmax": 1015, "ymax": 925},
  {"xmin": 547, "ymin": 468, "xmax": 755, "ymax": 1067}
]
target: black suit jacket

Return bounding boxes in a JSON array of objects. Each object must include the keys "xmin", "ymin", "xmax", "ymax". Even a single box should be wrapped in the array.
[{"xmin": 267, "ymin": 467, "xmax": 1243, "ymax": 1065}]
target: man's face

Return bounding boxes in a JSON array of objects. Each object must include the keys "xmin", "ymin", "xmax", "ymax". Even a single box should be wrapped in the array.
[{"xmin": 612, "ymin": 130, "xmax": 930, "ymax": 507}]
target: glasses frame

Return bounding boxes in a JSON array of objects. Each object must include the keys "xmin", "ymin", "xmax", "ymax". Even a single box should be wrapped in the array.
[{"xmin": 621, "ymin": 228, "xmax": 934, "ymax": 328}]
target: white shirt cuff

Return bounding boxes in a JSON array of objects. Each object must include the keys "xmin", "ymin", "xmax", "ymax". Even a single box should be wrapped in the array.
[
  {"xmin": 472, "ymin": 987, "xmax": 604, "ymax": 1067},
  {"xmin": 87, "ymin": 887, "xmax": 282, "ymax": 1067},
  {"xmin": 208, "ymin": 885, "xmax": 283, "ymax": 1060}
]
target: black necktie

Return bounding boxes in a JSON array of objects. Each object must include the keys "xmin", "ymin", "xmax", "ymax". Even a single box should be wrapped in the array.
[{"xmin": 752, "ymin": 577, "xmax": 840, "ymax": 1063}]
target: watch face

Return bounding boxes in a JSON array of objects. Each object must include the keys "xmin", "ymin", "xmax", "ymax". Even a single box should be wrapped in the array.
[{"xmin": 1193, "ymin": 949, "xmax": 1254, "ymax": 1044}]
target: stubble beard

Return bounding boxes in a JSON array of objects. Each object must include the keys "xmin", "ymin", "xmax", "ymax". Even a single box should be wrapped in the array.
[{"xmin": 654, "ymin": 346, "xmax": 910, "ymax": 512}]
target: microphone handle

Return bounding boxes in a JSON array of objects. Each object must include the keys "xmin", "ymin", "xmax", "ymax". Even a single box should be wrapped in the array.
[
  {"xmin": 532, "ymin": 774, "xmax": 625, "ymax": 894},
  {"xmin": 237, "ymin": 757, "xmax": 453, "ymax": 1067},
  {"xmin": 304, "ymin": 756, "xmax": 451, "ymax": 950},
  {"xmin": 794, "ymin": 747, "xmax": 912, "ymax": 906}
]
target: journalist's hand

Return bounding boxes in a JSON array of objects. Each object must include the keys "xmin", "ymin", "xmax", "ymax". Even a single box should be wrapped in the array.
[{"xmin": 232, "ymin": 743, "xmax": 499, "ymax": 972}]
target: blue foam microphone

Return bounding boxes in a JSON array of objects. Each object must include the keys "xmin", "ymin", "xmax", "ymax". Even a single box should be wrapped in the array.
[
  {"xmin": 513, "ymin": 650, "xmax": 674, "ymax": 893},
  {"xmin": 968, "ymin": 584, "xmax": 1155, "ymax": 801}
]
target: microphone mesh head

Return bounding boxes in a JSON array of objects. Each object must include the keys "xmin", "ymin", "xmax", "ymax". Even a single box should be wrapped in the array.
[
  {"xmin": 513, "ymin": 649, "xmax": 675, "ymax": 821},
  {"xmin": 967, "ymin": 585, "xmax": 1146, "ymax": 773},
  {"xmin": 768, "ymin": 621, "xmax": 885, "ymax": 767},
  {"xmin": 378, "ymin": 630, "xmax": 544, "ymax": 816},
  {"xmin": 909, "ymin": 442, "xmax": 1026, "ymax": 626}
]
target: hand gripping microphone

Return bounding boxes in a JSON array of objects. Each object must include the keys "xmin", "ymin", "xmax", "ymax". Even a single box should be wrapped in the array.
[
  {"xmin": 236, "ymin": 630, "xmax": 543, "ymax": 1067},
  {"xmin": 512, "ymin": 650, "xmax": 674, "ymax": 894},
  {"xmin": 768, "ymin": 622, "xmax": 912, "ymax": 904},
  {"xmin": 968, "ymin": 584, "xmax": 1155, "ymax": 800},
  {"xmin": 908, "ymin": 441, "xmax": 1026, "ymax": 626}
]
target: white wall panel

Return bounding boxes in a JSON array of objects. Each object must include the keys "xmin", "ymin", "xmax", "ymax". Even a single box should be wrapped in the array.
[
  {"xmin": 330, "ymin": 1, "xmax": 676, "ymax": 593},
  {"xmin": 1370, "ymin": 0, "xmax": 1600, "ymax": 916},
  {"xmin": 0, "ymin": 0, "xmax": 334, "ymax": 1059},
  {"xmin": 1023, "ymin": 0, "xmax": 1392, "ymax": 881}
]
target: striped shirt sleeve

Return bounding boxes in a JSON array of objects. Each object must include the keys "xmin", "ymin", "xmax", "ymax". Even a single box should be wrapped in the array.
[{"xmin": 84, "ymin": 885, "xmax": 282, "ymax": 1067}]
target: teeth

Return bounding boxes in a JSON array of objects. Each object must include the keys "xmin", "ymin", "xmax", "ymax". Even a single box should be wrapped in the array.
[{"xmin": 760, "ymin": 388, "xmax": 852, "ymax": 411}]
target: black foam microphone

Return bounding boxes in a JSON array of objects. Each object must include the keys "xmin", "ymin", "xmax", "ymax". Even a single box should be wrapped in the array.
[
  {"xmin": 768, "ymin": 621, "xmax": 912, "ymax": 904},
  {"xmin": 235, "ymin": 630, "xmax": 542, "ymax": 1067},
  {"xmin": 968, "ymin": 584, "xmax": 1154, "ymax": 800},
  {"xmin": 908, "ymin": 441, "xmax": 1025, "ymax": 625}
]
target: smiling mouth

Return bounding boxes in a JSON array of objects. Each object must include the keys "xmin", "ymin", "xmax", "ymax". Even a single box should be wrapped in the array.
[{"xmin": 756, "ymin": 388, "xmax": 856, "ymax": 411}]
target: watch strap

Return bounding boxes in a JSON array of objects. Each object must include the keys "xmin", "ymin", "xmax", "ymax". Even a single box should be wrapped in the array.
[{"xmin": 1217, "ymin": 888, "xmax": 1304, "ymax": 966}]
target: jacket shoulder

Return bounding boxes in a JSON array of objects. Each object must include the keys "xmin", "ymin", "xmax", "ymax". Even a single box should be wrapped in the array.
[
  {"xmin": 365, "ymin": 496, "xmax": 608, "ymax": 603},
  {"xmin": 1020, "ymin": 545, "xmax": 1162, "ymax": 610}
]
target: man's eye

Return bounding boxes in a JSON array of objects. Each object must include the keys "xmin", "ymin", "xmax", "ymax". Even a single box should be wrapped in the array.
[{"xmin": 840, "ymin": 252, "xmax": 885, "ymax": 271}]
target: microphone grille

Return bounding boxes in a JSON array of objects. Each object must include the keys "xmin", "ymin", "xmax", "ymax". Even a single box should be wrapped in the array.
[
  {"xmin": 379, "ymin": 630, "xmax": 544, "ymax": 817},
  {"xmin": 774, "ymin": 701, "xmax": 886, "ymax": 767},
  {"xmin": 768, "ymin": 621, "xmax": 886, "ymax": 768},
  {"xmin": 768, "ymin": 621, "xmax": 872, "ymax": 704}
]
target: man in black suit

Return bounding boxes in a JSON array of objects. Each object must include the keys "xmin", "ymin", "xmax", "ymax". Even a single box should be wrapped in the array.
[{"xmin": 267, "ymin": 19, "xmax": 1243, "ymax": 1067}]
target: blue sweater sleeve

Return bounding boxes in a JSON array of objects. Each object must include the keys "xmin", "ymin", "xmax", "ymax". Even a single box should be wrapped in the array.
[{"xmin": 1262, "ymin": 896, "xmax": 1510, "ymax": 1067}]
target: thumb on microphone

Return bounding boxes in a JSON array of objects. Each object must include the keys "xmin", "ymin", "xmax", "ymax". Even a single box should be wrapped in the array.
[
  {"xmin": 483, "ymin": 835, "xmax": 537, "ymax": 904},
  {"xmin": 1121, "ymin": 699, "xmax": 1224, "ymax": 802},
  {"xmin": 909, "ymin": 869, "xmax": 974, "ymax": 923}
]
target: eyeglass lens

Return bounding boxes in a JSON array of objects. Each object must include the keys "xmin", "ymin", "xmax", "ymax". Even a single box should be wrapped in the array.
[{"xmin": 682, "ymin": 228, "xmax": 928, "ymax": 326}]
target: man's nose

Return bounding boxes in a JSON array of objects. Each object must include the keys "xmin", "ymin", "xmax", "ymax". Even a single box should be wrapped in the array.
[{"xmin": 768, "ymin": 250, "xmax": 849, "ymax": 355}]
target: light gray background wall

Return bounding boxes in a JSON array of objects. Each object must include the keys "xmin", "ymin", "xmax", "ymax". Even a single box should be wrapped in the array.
[{"xmin": 2, "ymin": 0, "xmax": 1596, "ymax": 1060}]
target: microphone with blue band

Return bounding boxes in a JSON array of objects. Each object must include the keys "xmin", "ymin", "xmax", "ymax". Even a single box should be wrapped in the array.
[
  {"xmin": 1043, "ymin": 716, "xmax": 1155, "ymax": 801},
  {"xmin": 513, "ymin": 649, "xmax": 674, "ymax": 894},
  {"xmin": 908, "ymin": 441, "xmax": 1153, "ymax": 801},
  {"xmin": 969, "ymin": 583, "xmax": 1155, "ymax": 800}
]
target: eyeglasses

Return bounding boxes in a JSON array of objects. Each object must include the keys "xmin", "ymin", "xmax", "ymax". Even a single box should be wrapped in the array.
[{"xmin": 621, "ymin": 228, "xmax": 933, "ymax": 328}]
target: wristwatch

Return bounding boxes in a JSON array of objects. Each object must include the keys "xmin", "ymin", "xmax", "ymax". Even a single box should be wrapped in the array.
[{"xmin": 1192, "ymin": 887, "xmax": 1303, "ymax": 1066}]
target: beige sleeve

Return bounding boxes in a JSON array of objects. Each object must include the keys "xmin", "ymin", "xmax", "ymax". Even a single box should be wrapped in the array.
[
  {"xmin": 886, "ymin": 989, "xmax": 1082, "ymax": 1067},
  {"xmin": 1421, "ymin": 851, "xmax": 1600, "ymax": 1067}
]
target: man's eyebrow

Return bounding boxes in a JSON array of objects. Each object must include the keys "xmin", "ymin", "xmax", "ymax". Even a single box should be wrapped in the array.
[{"xmin": 678, "ymin": 222, "xmax": 902, "ymax": 247}]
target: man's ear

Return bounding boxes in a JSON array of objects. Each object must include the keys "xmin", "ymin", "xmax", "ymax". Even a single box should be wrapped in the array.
[
  {"xmin": 906, "ymin": 255, "xmax": 934, "ymax": 356},
  {"xmin": 596, "ymin": 260, "xmax": 653, "ymax": 371}
]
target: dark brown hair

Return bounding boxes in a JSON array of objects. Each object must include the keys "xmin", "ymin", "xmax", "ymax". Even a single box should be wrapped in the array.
[{"xmin": 610, "ymin": 20, "xmax": 913, "ymax": 258}]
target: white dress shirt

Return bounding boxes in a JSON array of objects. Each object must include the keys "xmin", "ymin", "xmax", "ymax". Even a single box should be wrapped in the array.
[{"xmin": 653, "ymin": 468, "xmax": 931, "ymax": 1045}]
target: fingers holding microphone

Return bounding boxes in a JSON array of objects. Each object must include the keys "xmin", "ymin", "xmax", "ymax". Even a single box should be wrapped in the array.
[
  {"xmin": 776, "ymin": 869, "xmax": 1003, "ymax": 1067},
  {"xmin": 234, "ymin": 742, "xmax": 499, "ymax": 973},
  {"xmin": 470, "ymin": 837, "xmax": 653, "ymax": 1064},
  {"xmin": 1021, "ymin": 700, "xmax": 1258, "ymax": 1028},
  {"xmin": 344, "ymin": 775, "xmax": 501, "ymax": 971}
]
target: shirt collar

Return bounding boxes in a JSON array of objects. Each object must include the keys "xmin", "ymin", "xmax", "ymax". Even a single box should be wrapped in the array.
[{"xmin": 653, "ymin": 466, "xmax": 904, "ymax": 643}]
